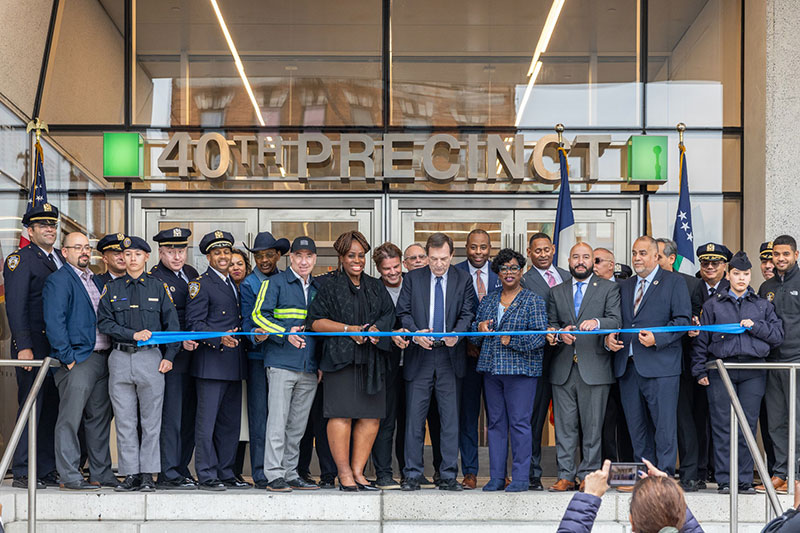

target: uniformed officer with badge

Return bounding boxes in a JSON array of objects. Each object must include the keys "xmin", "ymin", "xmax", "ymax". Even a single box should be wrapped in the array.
[
  {"xmin": 96, "ymin": 233, "xmax": 128, "ymax": 286},
  {"xmin": 149, "ymin": 227, "xmax": 201, "ymax": 490},
  {"xmin": 97, "ymin": 236, "xmax": 180, "ymax": 492},
  {"xmin": 185, "ymin": 230, "xmax": 249, "ymax": 491},
  {"xmin": 761, "ymin": 241, "xmax": 775, "ymax": 281},
  {"xmin": 3, "ymin": 203, "xmax": 63, "ymax": 488}
]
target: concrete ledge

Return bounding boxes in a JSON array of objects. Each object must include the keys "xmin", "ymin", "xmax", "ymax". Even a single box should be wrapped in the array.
[
  {"xmin": 5, "ymin": 521, "xmax": 381, "ymax": 533},
  {"xmin": 13, "ymin": 490, "xmax": 146, "ymax": 521},
  {"xmin": 383, "ymin": 521, "xmax": 629, "ymax": 533},
  {"xmin": 0, "ymin": 491, "xmax": 15, "ymax": 523}
]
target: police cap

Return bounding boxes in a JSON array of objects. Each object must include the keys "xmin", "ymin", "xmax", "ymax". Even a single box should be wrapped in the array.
[{"xmin": 153, "ymin": 227, "xmax": 191, "ymax": 248}]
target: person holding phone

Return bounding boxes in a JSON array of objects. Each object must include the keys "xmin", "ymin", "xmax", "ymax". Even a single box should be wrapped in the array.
[{"xmin": 470, "ymin": 248, "xmax": 547, "ymax": 492}]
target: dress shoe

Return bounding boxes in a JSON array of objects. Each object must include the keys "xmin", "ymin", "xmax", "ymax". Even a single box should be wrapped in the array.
[
  {"xmin": 616, "ymin": 485, "xmax": 634, "ymax": 493},
  {"xmin": 433, "ymin": 471, "xmax": 442, "ymax": 487},
  {"xmin": 40, "ymin": 472, "xmax": 59, "ymax": 487},
  {"xmin": 254, "ymin": 479, "xmax": 269, "ymax": 490},
  {"xmin": 12, "ymin": 476, "xmax": 45, "ymax": 489},
  {"xmin": 578, "ymin": 480, "xmax": 586, "ymax": 492},
  {"xmin": 505, "ymin": 477, "xmax": 511, "ymax": 489},
  {"xmin": 505, "ymin": 480, "xmax": 528, "ymax": 493},
  {"xmin": 139, "ymin": 474, "xmax": 156, "ymax": 492},
  {"xmin": 288, "ymin": 477, "xmax": 320, "ymax": 490},
  {"xmin": 528, "ymin": 477, "xmax": 544, "ymax": 491},
  {"xmin": 60, "ymin": 480, "xmax": 99, "ymax": 491},
  {"xmin": 337, "ymin": 477, "xmax": 358, "ymax": 492},
  {"xmin": 318, "ymin": 478, "xmax": 336, "ymax": 489},
  {"xmin": 114, "ymin": 475, "xmax": 142, "ymax": 492},
  {"xmin": 461, "ymin": 473, "xmax": 477, "ymax": 490},
  {"xmin": 438, "ymin": 478, "xmax": 463, "ymax": 492},
  {"xmin": 401, "ymin": 477, "xmax": 421, "ymax": 491},
  {"xmin": 299, "ymin": 473, "xmax": 316, "ymax": 485},
  {"xmin": 482, "ymin": 478, "xmax": 505, "ymax": 492},
  {"xmin": 756, "ymin": 476, "xmax": 788, "ymax": 494},
  {"xmin": 356, "ymin": 481, "xmax": 380, "ymax": 491},
  {"xmin": 419, "ymin": 475, "xmax": 436, "ymax": 489},
  {"xmin": 717, "ymin": 482, "xmax": 730, "ymax": 494},
  {"xmin": 234, "ymin": 474, "xmax": 247, "ymax": 483},
  {"xmin": 266, "ymin": 478, "xmax": 292, "ymax": 492},
  {"xmin": 198, "ymin": 479, "xmax": 226, "ymax": 491},
  {"xmin": 157, "ymin": 477, "xmax": 197, "ymax": 491},
  {"xmin": 222, "ymin": 478, "xmax": 252, "ymax": 490},
  {"xmin": 680, "ymin": 479, "xmax": 698, "ymax": 492},
  {"xmin": 697, "ymin": 480, "xmax": 707, "ymax": 490},
  {"xmin": 375, "ymin": 477, "xmax": 401, "ymax": 490},
  {"xmin": 739, "ymin": 483, "xmax": 756, "ymax": 494},
  {"xmin": 548, "ymin": 479, "xmax": 575, "ymax": 492}
]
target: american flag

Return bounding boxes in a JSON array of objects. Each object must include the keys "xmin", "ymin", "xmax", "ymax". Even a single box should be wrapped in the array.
[
  {"xmin": 671, "ymin": 142, "xmax": 695, "ymax": 273},
  {"xmin": 19, "ymin": 140, "xmax": 48, "ymax": 248}
]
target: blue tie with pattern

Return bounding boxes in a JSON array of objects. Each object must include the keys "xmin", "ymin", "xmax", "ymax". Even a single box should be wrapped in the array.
[
  {"xmin": 433, "ymin": 276, "xmax": 445, "ymax": 333},
  {"xmin": 574, "ymin": 281, "xmax": 584, "ymax": 318}
]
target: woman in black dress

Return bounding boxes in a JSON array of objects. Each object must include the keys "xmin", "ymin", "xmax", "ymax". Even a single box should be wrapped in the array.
[{"xmin": 308, "ymin": 231, "xmax": 396, "ymax": 491}]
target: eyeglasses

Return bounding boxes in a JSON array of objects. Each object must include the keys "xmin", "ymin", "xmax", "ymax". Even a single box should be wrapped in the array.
[
  {"xmin": 498, "ymin": 265, "xmax": 521, "ymax": 273},
  {"xmin": 594, "ymin": 257, "xmax": 612, "ymax": 264},
  {"xmin": 700, "ymin": 260, "xmax": 723, "ymax": 268},
  {"xmin": 64, "ymin": 245, "xmax": 92, "ymax": 253}
]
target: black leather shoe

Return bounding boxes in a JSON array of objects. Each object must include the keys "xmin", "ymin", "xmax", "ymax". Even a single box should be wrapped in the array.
[
  {"xmin": 60, "ymin": 480, "xmax": 99, "ymax": 491},
  {"xmin": 299, "ymin": 472, "xmax": 316, "ymax": 485},
  {"xmin": 680, "ymin": 479, "xmax": 698, "ymax": 492},
  {"xmin": 139, "ymin": 474, "xmax": 156, "ymax": 492},
  {"xmin": 40, "ymin": 472, "xmax": 60, "ymax": 487},
  {"xmin": 697, "ymin": 480, "xmax": 707, "ymax": 490},
  {"xmin": 356, "ymin": 481, "xmax": 380, "ymax": 491},
  {"xmin": 198, "ymin": 479, "xmax": 226, "ymax": 491},
  {"xmin": 717, "ymin": 482, "xmax": 730, "ymax": 494},
  {"xmin": 267, "ymin": 478, "xmax": 292, "ymax": 492},
  {"xmin": 254, "ymin": 479, "xmax": 270, "ymax": 489},
  {"xmin": 338, "ymin": 477, "xmax": 358, "ymax": 492},
  {"xmin": 401, "ymin": 477, "xmax": 421, "ymax": 491},
  {"xmin": 221, "ymin": 478, "xmax": 252, "ymax": 490},
  {"xmin": 419, "ymin": 475, "xmax": 436, "ymax": 489},
  {"xmin": 92, "ymin": 477, "xmax": 120, "ymax": 488},
  {"xmin": 115, "ymin": 475, "xmax": 142, "ymax": 492},
  {"xmin": 528, "ymin": 477, "xmax": 544, "ymax": 491},
  {"xmin": 433, "ymin": 471, "xmax": 442, "ymax": 487},
  {"xmin": 318, "ymin": 478, "xmax": 336, "ymax": 489},
  {"xmin": 157, "ymin": 477, "xmax": 197, "ymax": 491},
  {"xmin": 12, "ymin": 476, "xmax": 45, "ymax": 489},
  {"xmin": 438, "ymin": 478, "xmax": 464, "ymax": 492},
  {"xmin": 288, "ymin": 477, "xmax": 320, "ymax": 490},
  {"xmin": 739, "ymin": 483, "xmax": 756, "ymax": 494}
]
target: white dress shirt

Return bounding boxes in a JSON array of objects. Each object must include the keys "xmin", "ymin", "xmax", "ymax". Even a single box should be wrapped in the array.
[
  {"xmin": 535, "ymin": 265, "xmax": 563, "ymax": 286},
  {"xmin": 209, "ymin": 265, "xmax": 236, "ymax": 298}
]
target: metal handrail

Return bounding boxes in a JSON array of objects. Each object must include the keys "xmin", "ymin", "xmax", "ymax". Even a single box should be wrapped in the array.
[
  {"xmin": 707, "ymin": 360, "xmax": 800, "ymax": 532},
  {"xmin": 0, "ymin": 358, "xmax": 58, "ymax": 533}
]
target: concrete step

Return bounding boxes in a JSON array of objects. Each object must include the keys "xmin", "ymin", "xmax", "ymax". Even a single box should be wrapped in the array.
[{"xmin": 0, "ymin": 484, "xmax": 788, "ymax": 531}]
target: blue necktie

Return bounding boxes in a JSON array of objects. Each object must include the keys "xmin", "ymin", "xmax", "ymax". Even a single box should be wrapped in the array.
[
  {"xmin": 433, "ymin": 276, "xmax": 445, "ymax": 333},
  {"xmin": 574, "ymin": 281, "xmax": 584, "ymax": 318}
]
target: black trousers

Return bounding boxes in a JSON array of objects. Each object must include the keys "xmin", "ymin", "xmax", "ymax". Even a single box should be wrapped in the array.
[
  {"xmin": 602, "ymin": 381, "xmax": 633, "ymax": 462},
  {"xmin": 371, "ymin": 354, "xmax": 405, "ymax": 479},
  {"xmin": 194, "ymin": 378, "xmax": 240, "ymax": 483},
  {"xmin": 298, "ymin": 381, "xmax": 337, "ymax": 481},
  {"xmin": 677, "ymin": 373, "xmax": 710, "ymax": 481},
  {"xmin": 12, "ymin": 367, "xmax": 58, "ymax": 478}
]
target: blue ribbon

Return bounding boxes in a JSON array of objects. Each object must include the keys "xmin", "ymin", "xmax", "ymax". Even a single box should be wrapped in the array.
[{"xmin": 137, "ymin": 323, "xmax": 748, "ymax": 347}]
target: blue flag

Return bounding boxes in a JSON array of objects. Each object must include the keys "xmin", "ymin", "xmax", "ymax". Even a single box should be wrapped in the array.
[
  {"xmin": 20, "ymin": 141, "xmax": 49, "ymax": 248},
  {"xmin": 553, "ymin": 147, "xmax": 575, "ymax": 267},
  {"xmin": 671, "ymin": 144, "xmax": 694, "ymax": 272}
]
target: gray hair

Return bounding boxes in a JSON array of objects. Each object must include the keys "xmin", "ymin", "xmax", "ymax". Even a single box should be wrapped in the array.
[{"xmin": 655, "ymin": 238, "xmax": 677, "ymax": 258}]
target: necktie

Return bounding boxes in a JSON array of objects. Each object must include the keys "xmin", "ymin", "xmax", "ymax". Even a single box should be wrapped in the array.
[
  {"xmin": 633, "ymin": 279, "xmax": 646, "ymax": 315},
  {"xmin": 46, "ymin": 253, "xmax": 57, "ymax": 269},
  {"xmin": 177, "ymin": 269, "xmax": 187, "ymax": 283},
  {"xmin": 545, "ymin": 270, "xmax": 557, "ymax": 288},
  {"xmin": 130, "ymin": 279, "xmax": 144, "ymax": 332},
  {"xmin": 226, "ymin": 276, "xmax": 237, "ymax": 301},
  {"xmin": 476, "ymin": 269, "xmax": 486, "ymax": 301},
  {"xmin": 709, "ymin": 286, "xmax": 716, "ymax": 297},
  {"xmin": 433, "ymin": 276, "xmax": 445, "ymax": 333},
  {"xmin": 574, "ymin": 281, "xmax": 584, "ymax": 317}
]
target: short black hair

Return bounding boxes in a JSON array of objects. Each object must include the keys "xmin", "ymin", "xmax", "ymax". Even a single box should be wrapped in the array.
[
  {"xmin": 528, "ymin": 232, "xmax": 552, "ymax": 247},
  {"xmin": 774, "ymin": 235, "xmax": 797, "ymax": 252},
  {"xmin": 466, "ymin": 228, "xmax": 490, "ymax": 242},
  {"xmin": 491, "ymin": 248, "xmax": 526, "ymax": 274},
  {"xmin": 426, "ymin": 232, "xmax": 454, "ymax": 254}
]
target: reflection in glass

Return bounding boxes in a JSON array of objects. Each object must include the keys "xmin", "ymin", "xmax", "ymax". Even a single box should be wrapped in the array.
[
  {"xmin": 271, "ymin": 221, "xmax": 359, "ymax": 275},
  {"xmin": 412, "ymin": 222, "xmax": 502, "ymax": 262}
]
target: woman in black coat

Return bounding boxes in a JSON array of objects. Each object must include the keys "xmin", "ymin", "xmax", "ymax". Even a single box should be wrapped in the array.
[{"xmin": 308, "ymin": 231, "xmax": 395, "ymax": 491}]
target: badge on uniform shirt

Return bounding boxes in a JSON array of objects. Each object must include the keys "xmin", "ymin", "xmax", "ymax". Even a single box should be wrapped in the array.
[
  {"xmin": 169, "ymin": 285, "xmax": 176, "ymax": 292},
  {"xmin": 6, "ymin": 254, "xmax": 20, "ymax": 271},
  {"xmin": 162, "ymin": 282, "xmax": 174, "ymax": 304},
  {"xmin": 767, "ymin": 292, "xmax": 775, "ymax": 302},
  {"xmin": 189, "ymin": 281, "xmax": 200, "ymax": 299}
]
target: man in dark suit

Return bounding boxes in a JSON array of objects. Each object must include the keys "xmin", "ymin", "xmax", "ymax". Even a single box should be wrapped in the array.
[
  {"xmin": 656, "ymin": 238, "xmax": 707, "ymax": 491},
  {"xmin": 3, "ymin": 203, "xmax": 62, "ymax": 488},
  {"xmin": 454, "ymin": 229, "xmax": 501, "ymax": 489},
  {"xmin": 606, "ymin": 235, "xmax": 691, "ymax": 476},
  {"xmin": 520, "ymin": 232, "xmax": 570, "ymax": 490},
  {"xmin": 150, "ymin": 227, "xmax": 201, "ymax": 490},
  {"xmin": 185, "ymin": 230, "xmax": 248, "ymax": 491},
  {"xmin": 546, "ymin": 242, "xmax": 621, "ymax": 491},
  {"xmin": 43, "ymin": 232, "xmax": 117, "ymax": 490},
  {"xmin": 397, "ymin": 232, "xmax": 476, "ymax": 492}
]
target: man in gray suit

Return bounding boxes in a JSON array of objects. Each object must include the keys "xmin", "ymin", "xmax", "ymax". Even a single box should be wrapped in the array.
[
  {"xmin": 520, "ymin": 232, "xmax": 571, "ymax": 490},
  {"xmin": 545, "ymin": 242, "xmax": 621, "ymax": 491}
]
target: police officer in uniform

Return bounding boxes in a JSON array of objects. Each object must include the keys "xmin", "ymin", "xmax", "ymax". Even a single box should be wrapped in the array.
[
  {"xmin": 761, "ymin": 241, "xmax": 775, "ymax": 281},
  {"xmin": 150, "ymin": 227, "xmax": 201, "ymax": 490},
  {"xmin": 97, "ymin": 236, "xmax": 180, "ymax": 492},
  {"xmin": 96, "ymin": 233, "xmax": 127, "ymax": 286},
  {"xmin": 185, "ymin": 230, "xmax": 249, "ymax": 491},
  {"xmin": 4, "ymin": 203, "xmax": 62, "ymax": 488}
]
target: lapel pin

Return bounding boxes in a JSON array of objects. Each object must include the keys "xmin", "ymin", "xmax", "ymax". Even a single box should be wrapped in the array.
[
  {"xmin": 653, "ymin": 280, "xmax": 659, "ymax": 285},
  {"xmin": 593, "ymin": 282, "xmax": 597, "ymax": 286}
]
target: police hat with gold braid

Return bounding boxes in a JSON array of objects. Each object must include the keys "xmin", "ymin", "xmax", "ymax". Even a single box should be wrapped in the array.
[
  {"xmin": 696, "ymin": 242, "xmax": 732, "ymax": 262},
  {"xmin": 21, "ymin": 203, "xmax": 59, "ymax": 226},
  {"xmin": 153, "ymin": 227, "xmax": 192, "ymax": 248},
  {"xmin": 199, "ymin": 230, "xmax": 234, "ymax": 255},
  {"xmin": 760, "ymin": 241, "xmax": 774, "ymax": 261},
  {"xmin": 97, "ymin": 233, "xmax": 126, "ymax": 253}
]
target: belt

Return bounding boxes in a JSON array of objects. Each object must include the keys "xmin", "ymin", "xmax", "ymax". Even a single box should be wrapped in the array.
[{"xmin": 113, "ymin": 343, "xmax": 143, "ymax": 354}]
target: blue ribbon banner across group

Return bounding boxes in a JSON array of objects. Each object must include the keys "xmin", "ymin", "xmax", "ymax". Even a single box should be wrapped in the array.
[{"xmin": 138, "ymin": 323, "xmax": 748, "ymax": 347}]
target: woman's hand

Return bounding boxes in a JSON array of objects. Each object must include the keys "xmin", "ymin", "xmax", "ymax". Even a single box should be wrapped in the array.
[
  {"xmin": 477, "ymin": 319, "xmax": 494, "ymax": 333},
  {"xmin": 500, "ymin": 335, "xmax": 510, "ymax": 346},
  {"xmin": 392, "ymin": 328, "xmax": 410, "ymax": 349},
  {"xmin": 697, "ymin": 377, "xmax": 709, "ymax": 386},
  {"xmin": 741, "ymin": 319, "xmax": 754, "ymax": 328},
  {"xmin": 347, "ymin": 324, "xmax": 365, "ymax": 344},
  {"xmin": 561, "ymin": 325, "xmax": 577, "ymax": 346},
  {"xmin": 584, "ymin": 460, "xmax": 612, "ymax": 498},
  {"xmin": 367, "ymin": 324, "xmax": 380, "ymax": 345},
  {"xmin": 546, "ymin": 327, "xmax": 558, "ymax": 346}
]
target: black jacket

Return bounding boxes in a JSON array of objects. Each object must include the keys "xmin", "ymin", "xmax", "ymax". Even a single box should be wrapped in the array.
[{"xmin": 759, "ymin": 264, "xmax": 800, "ymax": 361}]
